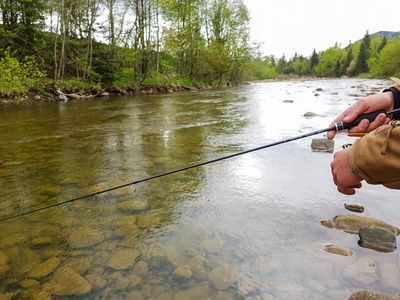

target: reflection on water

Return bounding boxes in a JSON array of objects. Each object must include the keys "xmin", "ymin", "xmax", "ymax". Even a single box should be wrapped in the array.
[{"xmin": 0, "ymin": 79, "xmax": 400, "ymax": 299}]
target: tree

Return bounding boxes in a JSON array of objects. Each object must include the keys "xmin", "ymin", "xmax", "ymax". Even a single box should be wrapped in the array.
[
  {"xmin": 315, "ymin": 45, "xmax": 346, "ymax": 77},
  {"xmin": 368, "ymin": 37, "xmax": 400, "ymax": 78},
  {"xmin": 354, "ymin": 31, "xmax": 371, "ymax": 75},
  {"xmin": 310, "ymin": 49, "xmax": 319, "ymax": 74}
]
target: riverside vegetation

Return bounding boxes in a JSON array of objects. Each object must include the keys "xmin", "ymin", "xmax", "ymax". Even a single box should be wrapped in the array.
[{"xmin": 0, "ymin": 0, "xmax": 400, "ymax": 103}]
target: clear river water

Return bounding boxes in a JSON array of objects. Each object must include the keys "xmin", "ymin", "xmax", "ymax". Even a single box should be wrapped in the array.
[{"xmin": 0, "ymin": 78, "xmax": 399, "ymax": 299}]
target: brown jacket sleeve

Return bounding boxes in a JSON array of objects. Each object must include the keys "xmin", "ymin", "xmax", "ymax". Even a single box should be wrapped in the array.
[
  {"xmin": 348, "ymin": 77, "xmax": 400, "ymax": 189},
  {"xmin": 349, "ymin": 123, "xmax": 400, "ymax": 189}
]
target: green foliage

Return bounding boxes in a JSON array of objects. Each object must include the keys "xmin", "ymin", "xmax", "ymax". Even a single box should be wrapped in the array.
[
  {"xmin": 0, "ymin": 49, "xmax": 47, "ymax": 95},
  {"xmin": 243, "ymin": 56, "xmax": 276, "ymax": 80},
  {"xmin": 368, "ymin": 37, "xmax": 400, "ymax": 78},
  {"xmin": 315, "ymin": 45, "xmax": 347, "ymax": 77},
  {"xmin": 113, "ymin": 68, "xmax": 136, "ymax": 87}
]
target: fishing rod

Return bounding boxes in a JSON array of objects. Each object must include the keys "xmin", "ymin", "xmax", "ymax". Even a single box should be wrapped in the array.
[{"xmin": 1, "ymin": 108, "xmax": 399, "ymax": 222}]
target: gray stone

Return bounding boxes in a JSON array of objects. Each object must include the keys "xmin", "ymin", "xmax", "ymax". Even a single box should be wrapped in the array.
[
  {"xmin": 358, "ymin": 226, "xmax": 397, "ymax": 252},
  {"xmin": 311, "ymin": 138, "xmax": 334, "ymax": 153}
]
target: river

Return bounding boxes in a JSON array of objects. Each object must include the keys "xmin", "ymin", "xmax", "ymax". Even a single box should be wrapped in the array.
[{"xmin": 0, "ymin": 78, "xmax": 399, "ymax": 299}]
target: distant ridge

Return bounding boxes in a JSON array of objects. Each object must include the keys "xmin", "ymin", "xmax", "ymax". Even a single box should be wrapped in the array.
[{"xmin": 371, "ymin": 31, "xmax": 400, "ymax": 39}]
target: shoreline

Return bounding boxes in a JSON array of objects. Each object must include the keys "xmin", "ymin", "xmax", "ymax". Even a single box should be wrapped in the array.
[{"xmin": 0, "ymin": 76, "xmax": 369, "ymax": 107}]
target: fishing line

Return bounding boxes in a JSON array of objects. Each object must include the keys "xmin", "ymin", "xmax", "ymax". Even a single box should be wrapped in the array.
[{"xmin": 1, "ymin": 108, "xmax": 398, "ymax": 222}]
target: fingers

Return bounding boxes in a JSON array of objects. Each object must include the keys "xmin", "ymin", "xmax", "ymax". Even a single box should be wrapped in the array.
[
  {"xmin": 337, "ymin": 183, "xmax": 362, "ymax": 195},
  {"xmin": 328, "ymin": 113, "xmax": 390, "ymax": 140}
]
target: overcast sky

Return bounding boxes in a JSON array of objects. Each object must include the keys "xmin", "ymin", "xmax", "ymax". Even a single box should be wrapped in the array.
[{"xmin": 243, "ymin": 0, "xmax": 400, "ymax": 59}]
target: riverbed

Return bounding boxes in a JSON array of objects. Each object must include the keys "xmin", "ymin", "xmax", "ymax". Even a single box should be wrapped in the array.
[{"xmin": 0, "ymin": 78, "xmax": 399, "ymax": 299}]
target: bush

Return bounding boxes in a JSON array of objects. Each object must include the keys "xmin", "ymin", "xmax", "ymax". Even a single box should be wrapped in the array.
[{"xmin": 0, "ymin": 49, "xmax": 47, "ymax": 96}]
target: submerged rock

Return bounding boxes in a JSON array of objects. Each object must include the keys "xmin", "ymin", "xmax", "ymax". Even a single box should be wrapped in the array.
[
  {"xmin": 348, "ymin": 291, "xmax": 400, "ymax": 300},
  {"xmin": 107, "ymin": 248, "xmax": 139, "ymax": 270},
  {"xmin": 0, "ymin": 251, "xmax": 10, "ymax": 277},
  {"xmin": 172, "ymin": 284, "xmax": 210, "ymax": 300},
  {"xmin": 343, "ymin": 257, "xmax": 377, "ymax": 285},
  {"xmin": 208, "ymin": 266, "xmax": 238, "ymax": 290},
  {"xmin": 311, "ymin": 138, "xmax": 334, "ymax": 153},
  {"xmin": 44, "ymin": 267, "xmax": 91, "ymax": 296},
  {"xmin": 321, "ymin": 215, "xmax": 400, "ymax": 235},
  {"xmin": 358, "ymin": 226, "xmax": 397, "ymax": 252},
  {"xmin": 67, "ymin": 227, "xmax": 105, "ymax": 249},
  {"xmin": 28, "ymin": 257, "xmax": 61, "ymax": 278},
  {"xmin": 323, "ymin": 244, "xmax": 353, "ymax": 256}
]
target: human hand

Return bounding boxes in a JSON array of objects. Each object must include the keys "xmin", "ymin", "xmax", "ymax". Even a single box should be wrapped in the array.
[
  {"xmin": 327, "ymin": 92, "xmax": 393, "ymax": 139},
  {"xmin": 330, "ymin": 148, "xmax": 363, "ymax": 195}
]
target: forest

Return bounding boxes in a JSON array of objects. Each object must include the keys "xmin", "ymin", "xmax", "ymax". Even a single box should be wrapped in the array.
[{"xmin": 0, "ymin": 0, "xmax": 399, "ymax": 99}]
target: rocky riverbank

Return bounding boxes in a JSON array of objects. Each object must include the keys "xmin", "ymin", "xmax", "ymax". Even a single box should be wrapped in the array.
[{"xmin": 0, "ymin": 83, "xmax": 220, "ymax": 107}]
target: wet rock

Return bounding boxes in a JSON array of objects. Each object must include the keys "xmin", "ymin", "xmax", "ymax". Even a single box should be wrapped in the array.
[
  {"xmin": 215, "ymin": 291, "xmax": 235, "ymax": 300},
  {"xmin": 0, "ymin": 232, "xmax": 30, "ymax": 247},
  {"xmin": 115, "ymin": 224, "xmax": 141, "ymax": 236},
  {"xmin": 85, "ymin": 267, "xmax": 107, "ymax": 289},
  {"xmin": 28, "ymin": 257, "xmax": 61, "ymax": 278},
  {"xmin": 348, "ymin": 291, "xmax": 400, "ymax": 300},
  {"xmin": 118, "ymin": 199, "xmax": 149, "ymax": 211},
  {"xmin": 32, "ymin": 236, "xmax": 53, "ymax": 245},
  {"xmin": 0, "ymin": 251, "xmax": 10, "ymax": 277},
  {"xmin": 321, "ymin": 215, "xmax": 400, "ymax": 235},
  {"xmin": 64, "ymin": 257, "xmax": 93, "ymax": 275},
  {"xmin": 311, "ymin": 138, "xmax": 334, "ymax": 153},
  {"xmin": 199, "ymin": 239, "xmax": 223, "ymax": 253},
  {"xmin": 0, "ymin": 292, "xmax": 16, "ymax": 300},
  {"xmin": 43, "ymin": 250, "xmax": 66, "ymax": 258},
  {"xmin": 44, "ymin": 267, "xmax": 91, "ymax": 296},
  {"xmin": 6, "ymin": 247, "xmax": 40, "ymax": 275},
  {"xmin": 208, "ymin": 266, "xmax": 238, "ymax": 290},
  {"xmin": 107, "ymin": 248, "xmax": 139, "ymax": 270},
  {"xmin": 128, "ymin": 274, "xmax": 142, "ymax": 288},
  {"xmin": 343, "ymin": 257, "xmax": 377, "ymax": 285},
  {"xmin": 153, "ymin": 156, "xmax": 171, "ymax": 164},
  {"xmin": 133, "ymin": 261, "xmax": 149, "ymax": 275},
  {"xmin": 67, "ymin": 227, "xmax": 105, "ymax": 248},
  {"xmin": 42, "ymin": 185, "xmax": 61, "ymax": 196},
  {"xmin": 137, "ymin": 213, "xmax": 163, "ymax": 228},
  {"xmin": 237, "ymin": 277, "xmax": 262, "ymax": 296},
  {"xmin": 304, "ymin": 112, "xmax": 320, "ymax": 117},
  {"xmin": 172, "ymin": 284, "xmax": 210, "ymax": 300},
  {"xmin": 316, "ymin": 88, "xmax": 324, "ymax": 91},
  {"xmin": 358, "ymin": 226, "xmax": 397, "ymax": 252},
  {"xmin": 20, "ymin": 279, "xmax": 40, "ymax": 289},
  {"xmin": 323, "ymin": 244, "xmax": 353, "ymax": 256},
  {"xmin": 344, "ymin": 203, "xmax": 364, "ymax": 213},
  {"xmin": 115, "ymin": 215, "xmax": 137, "ymax": 226},
  {"xmin": 126, "ymin": 291, "xmax": 145, "ymax": 300},
  {"xmin": 0, "ymin": 169, "xmax": 12, "ymax": 177},
  {"xmin": 173, "ymin": 265, "xmax": 192, "ymax": 279}
]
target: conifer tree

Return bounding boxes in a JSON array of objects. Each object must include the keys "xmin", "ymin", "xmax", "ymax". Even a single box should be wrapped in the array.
[
  {"xmin": 310, "ymin": 49, "xmax": 319, "ymax": 74},
  {"xmin": 354, "ymin": 31, "xmax": 371, "ymax": 74}
]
